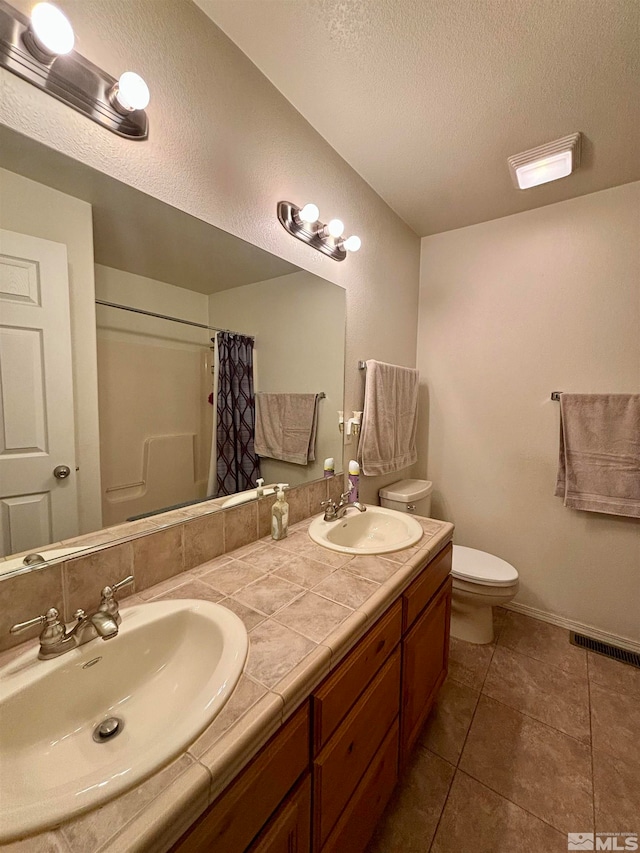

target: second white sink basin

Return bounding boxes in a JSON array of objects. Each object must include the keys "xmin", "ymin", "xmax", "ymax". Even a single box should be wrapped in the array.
[
  {"xmin": 308, "ymin": 505, "xmax": 423, "ymax": 555},
  {"xmin": 0, "ymin": 599, "xmax": 247, "ymax": 841}
]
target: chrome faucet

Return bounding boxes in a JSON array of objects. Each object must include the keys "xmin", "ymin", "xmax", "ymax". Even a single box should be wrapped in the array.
[
  {"xmin": 321, "ymin": 492, "xmax": 367, "ymax": 521},
  {"xmin": 9, "ymin": 575, "xmax": 134, "ymax": 660}
]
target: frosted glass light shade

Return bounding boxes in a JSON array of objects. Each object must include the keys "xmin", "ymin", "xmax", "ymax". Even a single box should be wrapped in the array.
[
  {"xmin": 327, "ymin": 219, "xmax": 345, "ymax": 238},
  {"xmin": 298, "ymin": 203, "xmax": 319, "ymax": 224},
  {"xmin": 113, "ymin": 72, "xmax": 150, "ymax": 112},
  {"xmin": 343, "ymin": 235, "xmax": 361, "ymax": 252},
  {"xmin": 508, "ymin": 133, "xmax": 581, "ymax": 190},
  {"xmin": 30, "ymin": 3, "xmax": 74, "ymax": 56}
]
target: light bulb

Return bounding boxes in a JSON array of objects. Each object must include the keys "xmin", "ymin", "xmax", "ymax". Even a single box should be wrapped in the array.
[
  {"xmin": 326, "ymin": 219, "xmax": 344, "ymax": 239},
  {"xmin": 111, "ymin": 71, "xmax": 150, "ymax": 114},
  {"xmin": 298, "ymin": 203, "xmax": 319, "ymax": 224},
  {"xmin": 29, "ymin": 2, "xmax": 74, "ymax": 57},
  {"xmin": 343, "ymin": 235, "xmax": 361, "ymax": 252}
]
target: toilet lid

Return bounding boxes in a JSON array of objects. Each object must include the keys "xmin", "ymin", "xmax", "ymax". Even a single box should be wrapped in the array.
[{"xmin": 452, "ymin": 545, "xmax": 519, "ymax": 586}]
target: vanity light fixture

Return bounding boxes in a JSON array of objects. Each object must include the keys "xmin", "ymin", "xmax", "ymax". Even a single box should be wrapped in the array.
[
  {"xmin": 0, "ymin": 0, "xmax": 150, "ymax": 139},
  {"xmin": 508, "ymin": 133, "xmax": 581, "ymax": 190},
  {"xmin": 278, "ymin": 201, "xmax": 361, "ymax": 261}
]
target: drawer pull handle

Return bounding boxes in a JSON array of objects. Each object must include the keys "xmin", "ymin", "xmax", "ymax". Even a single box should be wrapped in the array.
[
  {"xmin": 376, "ymin": 639, "xmax": 386, "ymax": 653},
  {"xmin": 347, "ymin": 741, "xmax": 355, "ymax": 755}
]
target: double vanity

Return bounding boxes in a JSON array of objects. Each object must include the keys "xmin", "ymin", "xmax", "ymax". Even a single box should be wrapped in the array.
[{"xmin": 0, "ymin": 505, "xmax": 453, "ymax": 852}]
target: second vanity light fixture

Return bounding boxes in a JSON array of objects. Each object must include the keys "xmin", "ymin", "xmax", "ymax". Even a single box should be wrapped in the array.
[
  {"xmin": 278, "ymin": 201, "xmax": 361, "ymax": 261},
  {"xmin": 0, "ymin": 0, "xmax": 150, "ymax": 139}
]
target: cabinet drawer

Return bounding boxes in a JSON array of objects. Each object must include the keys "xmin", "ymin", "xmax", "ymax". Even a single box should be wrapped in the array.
[
  {"xmin": 312, "ymin": 600, "xmax": 402, "ymax": 753},
  {"xmin": 321, "ymin": 720, "xmax": 399, "ymax": 853},
  {"xmin": 313, "ymin": 649, "xmax": 401, "ymax": 849},
  {"xmin": 247, "ymin": 774, "xmax": 311, "ymax": 853},
  {"xmin": 403, "ymin": 542, "xmax": 452, "ymax": 631},
  {"xmin": 171, "ymin": 703, "xmax": 310, "ymax": 853}
]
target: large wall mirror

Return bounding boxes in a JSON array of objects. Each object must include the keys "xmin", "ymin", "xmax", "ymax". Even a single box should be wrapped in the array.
[{"xmin": 0, "ymin": 127, "xmax": 345, "ymax": 579}]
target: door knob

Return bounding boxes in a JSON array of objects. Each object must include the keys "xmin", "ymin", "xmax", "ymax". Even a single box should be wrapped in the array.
[{"xmin": 53, "ymin": 465, "xmax": 71, "ymax": 479}]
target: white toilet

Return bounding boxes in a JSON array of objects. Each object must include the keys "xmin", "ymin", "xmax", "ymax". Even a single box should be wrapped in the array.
[{"xmin": 378, "ymin": 479, "xmax": 519, "ymax": 644}]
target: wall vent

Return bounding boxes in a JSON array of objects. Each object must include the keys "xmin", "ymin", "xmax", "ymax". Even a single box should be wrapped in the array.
[{"xmin": 570, "ymin": 632, "xmax": 640, "ymax": 669}]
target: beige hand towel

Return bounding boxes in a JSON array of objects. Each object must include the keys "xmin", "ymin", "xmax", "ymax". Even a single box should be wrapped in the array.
[
  {"xmin": 255, "ymin": 393, "xmax": 319, "ymax": 465},
  {"xmin": 358, "ymin": 360, "xmax": 419, "ymax": 476},
  {"xmin": 555, "ymin": 393, "xmax": 640, "ymax": 518}
]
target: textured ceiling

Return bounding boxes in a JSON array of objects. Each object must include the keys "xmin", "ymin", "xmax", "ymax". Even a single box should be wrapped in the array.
[{"xmin": 197, "ymin": 0, "xmax": 640, "ymax": 236}]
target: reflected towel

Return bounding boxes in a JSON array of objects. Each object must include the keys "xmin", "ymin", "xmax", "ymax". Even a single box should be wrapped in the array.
[
  {"xmin": 255, "ymin": 393, "xmax": 319, "ymax": 465},
  {"xmin": 555, "ymin": 393, "xmax": 640, "ymax": 518},
  {"xmin": 359, "ymin": 360, "xmax": 419, "ymax": 476}
]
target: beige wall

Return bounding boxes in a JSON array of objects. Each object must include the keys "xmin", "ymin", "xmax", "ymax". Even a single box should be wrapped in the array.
[
  {"xmin": 208, "ymin": 271, "xmax": 345, "ymax": 489},
  {"xmin": 0, "ymin": 0, "xmax": 421, "ymax": 502},
  {"xmin": 95, "ymin": 265, "xmax": 212, "ymax": 523},
  {"xmin": 417, "ymin": 182, "xmax": 640, "ymax": 645},
  {"xmin": 0, "ymin": 167, "xmax": 102, "ymax": 535}
]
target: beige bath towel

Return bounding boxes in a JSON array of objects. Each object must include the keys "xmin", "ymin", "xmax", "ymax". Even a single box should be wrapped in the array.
[
  {"xmin": 358, "ymin": 360, "xmax": 419, "ymax": 476},
  {"xmin": 255, "ymin": 393, "xmax": 319, "ymax": 465},
  {"xmin": 555, "ymin": 393, "xmax": 640, "ymax": 518}
]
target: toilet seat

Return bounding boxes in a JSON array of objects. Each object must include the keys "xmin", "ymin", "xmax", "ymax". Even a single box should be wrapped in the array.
[{"xmin": 452, "ymin": 545, "xmax": 519, "ymax": 587}]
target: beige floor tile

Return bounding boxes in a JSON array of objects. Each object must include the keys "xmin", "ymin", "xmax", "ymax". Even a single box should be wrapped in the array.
[
  {"xmin": 312, "ymin": 569, "xmax": 379, "ymax": 609},
  {"xmin": 368, "ymin": 748, "xmax": 454, "ymax": 853},
  {"xmin": 591, "ymin": 682, "xmax": 640, "ymax": 766},
  {"xmin": 234, "ymin": 575, "xmax": 304, "ymax": 616},
  {"xmin": 431, "ymin": 771, "xmax": 567, "ymax": 853},
  {"xmin": 419, "ymin": 678, "xmax": 480, "ymax": 765},
  {"xmin": 588, "ymin": 651, "xmax": 640, "ymax": 700},
  {"xmin": 498, "ymin": 611, "xmax": 587, "ymax": 678},
  {"xmin": 448, "ymin": 637, "xmax": 495, "ymax": 690},
  {"xmin": 273, "ymin": 592, "xmax": 352, "ymax": 643},
  {"xmin": 593, "ymin": 748, "xmax": 640, "ymax": 834},
  {"xmin": 460, "ymin": 696, "xmax": 593, "ymax": 833},
  {"xmin": 483, "ymin": 645, "xmax": 590, "ymax": 742},
  {"xmin": 245, "ymin": 620, "xmax": 316, "ymax": 688}
]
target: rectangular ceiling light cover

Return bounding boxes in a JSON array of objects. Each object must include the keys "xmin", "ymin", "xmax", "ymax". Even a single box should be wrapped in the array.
[{"xmin": 508, "ymin": 133, "xmax": 581, "ymax": 190}]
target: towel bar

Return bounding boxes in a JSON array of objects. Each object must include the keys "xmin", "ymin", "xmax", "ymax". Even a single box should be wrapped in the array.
[
  {"xmin": 358, "ymin": 361, "xmax": 366, "ymax": 370},
  {"xmin": 551, "ymin": 392, "xmax": 562, "ymax": 401}
]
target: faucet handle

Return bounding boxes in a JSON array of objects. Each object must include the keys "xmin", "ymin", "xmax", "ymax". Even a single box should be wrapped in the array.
[
  {"xmin": 99, "ymin": 575, "xmax": 134, "ymax": 621},
  {"xmin": 10, "ymin": 607, "xmax": 59, "ymax": 635},
  {"xmin": 339, "ymin": 491, "xmax": 351, "ymax": 504}
]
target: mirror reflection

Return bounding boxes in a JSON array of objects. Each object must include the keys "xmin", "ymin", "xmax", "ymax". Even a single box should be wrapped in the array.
[{"xmin": 0, "ymin": 128, "xmax": 345, "ymax": 577}]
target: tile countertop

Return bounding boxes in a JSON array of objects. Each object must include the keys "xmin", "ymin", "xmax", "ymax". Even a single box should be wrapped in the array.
[{"xmin": 0, "ymin": 515, "xmax": 453, "ymax": 853}]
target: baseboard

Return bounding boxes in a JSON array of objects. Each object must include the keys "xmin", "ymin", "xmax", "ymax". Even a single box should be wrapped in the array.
[{"xmin": 503, "ymin": 601, "xmax": 640, "ymax": 654}]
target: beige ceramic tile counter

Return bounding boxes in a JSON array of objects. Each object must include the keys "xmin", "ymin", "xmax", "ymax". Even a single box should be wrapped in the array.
[{"xmin": 0, "ymin": 515, "xmax": 453, "ymax": 853}]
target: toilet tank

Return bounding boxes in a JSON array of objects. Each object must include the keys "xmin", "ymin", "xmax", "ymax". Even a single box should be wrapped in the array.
[{"xmin": 378, "ymin": 479, "xmax": 433, "ymax": 517}]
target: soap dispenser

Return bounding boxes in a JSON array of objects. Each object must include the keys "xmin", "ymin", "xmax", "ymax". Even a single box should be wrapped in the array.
[{"xmin": 271, "ymin": 483, "xmax": 290, "ymax": 541}]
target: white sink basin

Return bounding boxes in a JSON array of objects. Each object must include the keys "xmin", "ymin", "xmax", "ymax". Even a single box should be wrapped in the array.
[
  {"xmin": 0, "ymin": 599, "xmax": 247, "ymax": 841},
  {"xmin": 308, "ymin": 505, "xmax": 423, "ymax": 555}
]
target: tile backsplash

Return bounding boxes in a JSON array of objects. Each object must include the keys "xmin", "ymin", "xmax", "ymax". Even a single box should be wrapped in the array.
[{"xmin": 0, "ymin": 476, "xmax": 345, "ymax": 653}]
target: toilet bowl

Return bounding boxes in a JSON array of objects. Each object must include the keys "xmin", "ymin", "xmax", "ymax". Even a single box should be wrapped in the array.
[
  {"xmin": 450, "ymin": 545, "xmax": 519, "ymax": 644},
  {"xmin": 378, "ymin": 480, "xmax": 519, "ymax": 645}
]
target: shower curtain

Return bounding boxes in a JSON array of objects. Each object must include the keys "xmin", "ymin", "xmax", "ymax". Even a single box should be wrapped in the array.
[{"xmin": 212, "ymin": 332, "xmax": 260, "ymax": 497}]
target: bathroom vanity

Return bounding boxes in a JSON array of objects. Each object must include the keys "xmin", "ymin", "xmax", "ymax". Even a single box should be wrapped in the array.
[{"xmin": 170, "ymin": 543, "xmax": 452, "ymax": 853}]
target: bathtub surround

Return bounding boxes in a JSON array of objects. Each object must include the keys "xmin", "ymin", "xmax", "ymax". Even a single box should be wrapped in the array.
[
  {"xmin": 0, "ymin": 475, "xmax": 345, "ymax": 654},
  {"xmin": 418, "ymin": 182, "xmax": 640, "ymax": 646}
]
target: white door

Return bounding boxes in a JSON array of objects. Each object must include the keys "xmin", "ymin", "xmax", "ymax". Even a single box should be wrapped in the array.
[{"xmin": 0, "ymin": 229, "xmax": 78, "ymax": 556}]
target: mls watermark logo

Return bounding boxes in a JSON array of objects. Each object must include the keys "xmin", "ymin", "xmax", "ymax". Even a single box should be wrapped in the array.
[{"xmin": 568, "ymin": 833, "xmax": 639, "ymax": 851}]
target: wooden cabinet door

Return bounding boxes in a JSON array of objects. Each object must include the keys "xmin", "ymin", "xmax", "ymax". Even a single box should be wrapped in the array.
[
  {"xmin": 401, "ymin": 577, "xmax": 452, "ymax": 764},
  {"xmin": 247, "ymin": 775, "xmax": 311, "ymax": 853}
]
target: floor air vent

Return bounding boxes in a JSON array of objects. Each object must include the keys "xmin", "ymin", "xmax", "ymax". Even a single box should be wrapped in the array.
[{"xmin": 570, "ymin": 632, "xmax": 640, "ymax": 669}]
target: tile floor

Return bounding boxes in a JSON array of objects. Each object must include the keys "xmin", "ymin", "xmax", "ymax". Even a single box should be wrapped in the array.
[{"xmin": 369, "ymin": 608, "xmax": 640, "ymax": 853}]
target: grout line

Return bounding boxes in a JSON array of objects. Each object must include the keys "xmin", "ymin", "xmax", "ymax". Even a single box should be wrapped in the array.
[{"xmin": 476, "ymin": 692, "xmax": 591, "ymax": 748}]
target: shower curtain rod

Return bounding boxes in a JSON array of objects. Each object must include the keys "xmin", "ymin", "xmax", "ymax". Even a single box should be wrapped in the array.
[{"xmin": 95, "ymin": 299, "xmax": 255, "ymax": 339}]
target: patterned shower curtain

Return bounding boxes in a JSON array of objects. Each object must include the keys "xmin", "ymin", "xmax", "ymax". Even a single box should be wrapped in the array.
[{"xmin": 215, "ymin": 332, "xmax": 260, "ymax": 497}]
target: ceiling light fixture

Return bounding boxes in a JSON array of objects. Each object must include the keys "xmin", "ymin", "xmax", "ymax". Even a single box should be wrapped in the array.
[
  {"xmin": 1, "ymin": 0, "xmax": 149, "ymax": 139},
  {"xmin": 508, "ymin": 133, "xmax": 582, "ymax": 190},
  {"xmin": 277, "ymin": 201, "xmax": 362, "ymax": 261}
]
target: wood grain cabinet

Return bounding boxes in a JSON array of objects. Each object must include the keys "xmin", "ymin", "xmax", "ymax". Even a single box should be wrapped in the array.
[{"xmin": 172, "ymin": 543, "xmax": 453, "ymax": 853}]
